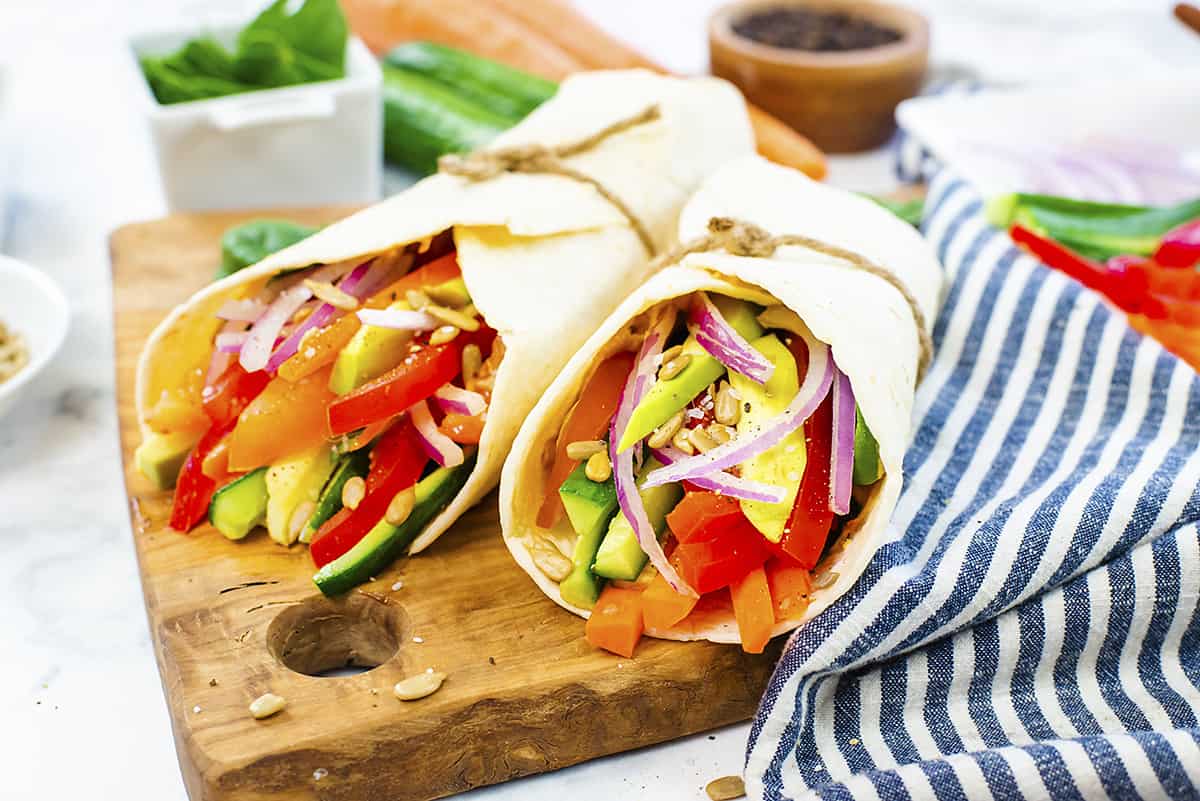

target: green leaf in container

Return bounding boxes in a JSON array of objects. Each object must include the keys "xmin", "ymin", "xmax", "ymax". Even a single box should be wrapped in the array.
[
  {"xmin": 218, "ymin": 220, "xmax": 318, "ymax": 280},
  {"xmin": 240, "ymin": 0, "xmax": 347, "ymax": 73},
  {"xmin": 139, "ymin": 0, "xmax": 347, "ymax": 105}
]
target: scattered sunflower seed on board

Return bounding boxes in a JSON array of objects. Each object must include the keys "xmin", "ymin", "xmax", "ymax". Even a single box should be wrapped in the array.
[
  {"xmin": 706, "ymin": 775, "xmax": 746, "ymax": 800},
  {"xmin": 393, "ymin": 670, "xmax": 446, "ymax": 701},
  {"xmin": 249, "ymin": 692, "xmax": 286, "ymax": 720}
]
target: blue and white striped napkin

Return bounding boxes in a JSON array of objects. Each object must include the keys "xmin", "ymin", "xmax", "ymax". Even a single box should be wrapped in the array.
[{"xmin": 745, "ymin": 170, "xmax": 1200, "ymax": 800}]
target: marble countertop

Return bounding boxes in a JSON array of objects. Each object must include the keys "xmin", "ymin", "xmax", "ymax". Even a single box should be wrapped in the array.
[{"xmin": 1, "ymin": 2, "xmax": 1194, "ymax": 800}]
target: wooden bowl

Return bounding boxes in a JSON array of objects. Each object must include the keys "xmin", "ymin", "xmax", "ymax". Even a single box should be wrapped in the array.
[{"xmin": 709, "ymin": 0, "xmax": 929, "ymax": 153}]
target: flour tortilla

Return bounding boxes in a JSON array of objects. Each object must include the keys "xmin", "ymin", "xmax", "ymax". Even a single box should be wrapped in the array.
[
  {"xmin": 500, "ymin": 156, "xmax": 944, "ymax": 643},
  {"xmin": 136, "ymin": 70, "xmax": 754, "ymax": 554}
]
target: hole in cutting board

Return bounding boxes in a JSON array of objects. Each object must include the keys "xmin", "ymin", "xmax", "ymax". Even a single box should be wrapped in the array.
[{"xmin": 267, "ymin": 593, "xmax": 408, "ymax": 677}]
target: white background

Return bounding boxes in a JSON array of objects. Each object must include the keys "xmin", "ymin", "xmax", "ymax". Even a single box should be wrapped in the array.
[{"xmin": 0, "ymin": 1, "xmax": 1196, "ymax": 799}]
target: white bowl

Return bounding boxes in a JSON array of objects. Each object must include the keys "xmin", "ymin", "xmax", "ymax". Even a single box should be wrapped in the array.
[
  {"xmin": 0, "ymin": 256, "xmax": 69, "ymax": 419},
  {"xmin": 129, "ymin": 23, "xmax": 383, "ymax": 211}
]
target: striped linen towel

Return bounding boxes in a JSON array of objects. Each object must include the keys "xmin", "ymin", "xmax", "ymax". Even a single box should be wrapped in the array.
[{"xmin": 745, "ymin": 170, "xmax": 1200, "ymax": 800}]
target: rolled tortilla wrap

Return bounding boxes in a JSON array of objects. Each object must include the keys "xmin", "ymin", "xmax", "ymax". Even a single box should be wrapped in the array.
[
  {"xmin": 500, "ymin": 155, "xmax": 943, "ymax": 646},
  {"xmin": 135, "ymin": 70, "xmax": 754, "ymax": 575}
]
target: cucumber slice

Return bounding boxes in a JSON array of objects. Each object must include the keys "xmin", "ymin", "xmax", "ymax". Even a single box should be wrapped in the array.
[
  {"xmin": 209, "ymin": 468, "xmax": 268, "ymax": 541},
  {"xmin": 557, "ymin": 461, "xmax": 619, "ymax": 609},
  {"xmin": 312, "ymin": 453, "xmax": 476, "ymax": 596},
  {"xmin": 301, "ymin": 450, "xmax": 371, "ymax": 544}
]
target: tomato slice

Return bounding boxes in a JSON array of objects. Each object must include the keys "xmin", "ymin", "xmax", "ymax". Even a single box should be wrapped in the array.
[
  {"xmin": 438, "ymin": 412, "xmax": 484, "ymax": 444},
  {"xmin": 765, "ymin": 559, "xmax": 812, "ymax": 623},
  {"xmin": 226, "ymin": 365, "xmax": 337, "ymax": 472},
  {"xmin": 536, "ymin": 351, "xmax": 636, "ymax": 528},
  {"xmin": 585, "ymin": 585, "xmax": 644, "ymax": 658},
  {"xmin": 730, "ymin": 565, "xmax": 774, "ymax": 653},
  {"xmin": 310, "ymin": 419, "xmax": 428, "ymax": 566},
  {"xmin": 672, "ymin": 516, "xmax": 769, "ymax": 595},
  {"xmin": 762, "ymin": 336, "xmax": 835, "ymax": 570},
  {"xmin": 642, "ymin": 571, "xmax": 700, "ymax": 630},
  {"xmin": 202, "ymin": 363, "xmax": 272, "ymax": 426},
  {"xmin": 665, "ymin": 490, "xmax": 745, "ymax": 544}
]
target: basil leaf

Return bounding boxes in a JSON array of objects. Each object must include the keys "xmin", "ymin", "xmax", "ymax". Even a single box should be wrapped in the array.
[
  {"xmin": 140, "ymin": 0, "xmax": 347, "ymax": 105},
  {"xmin": 218, "ymin": 220, "xmax": 318, "ymax": 280}
]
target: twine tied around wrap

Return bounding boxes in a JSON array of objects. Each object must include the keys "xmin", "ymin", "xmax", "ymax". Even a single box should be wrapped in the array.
[
  {"xmin": 438, "ymin": 105, "xmax": 662, "ymax": 256},
  {"xmin": 658, "ymin": 216, "xmax": 934, "ymax": 378}
]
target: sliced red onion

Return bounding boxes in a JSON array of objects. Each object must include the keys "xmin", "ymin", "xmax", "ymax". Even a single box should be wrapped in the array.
[
  {"xmin": 642, "ymin": 328, "xmax": 833, "ymax": 489},
  {"xmin": 829, "ymin": 358, "xmax": 855, "ymax": 516},
  {"xmin": 649, "ymin": 447, "xmax": 786, "ymax": 503},
  {"xmin": 434, "ymin": 384, "xmax": 486, "ymax": 416},
  {"xmin": 205, "ymin": 320, "xmax": 244, "ymax": 385},
  {"xmin": 215, "ymin": 331, "xmax": 250, "ymax": 353},
  {"xmin": 689, "ymin": 293, "xmax": 773, "ymax": 384},
  {"xmin": 239, "ymin": 261, "xmax": 353, "ymax": 372},
  {"xmin": 264, "ymin": 259, "xmax": 384, "ymax": 373},
  {"xmin": 215, "ymin": 298, "xmax": 267, "ymax": 323},
  {"xmin": 356, "ymin": 308, "xmax": 441, "ymax": 331},
  {"xmin": 610, "ymin": 309, "xmax": 696, "ymax": 596},
  {"xmin": 409, "ymin": 398, "xmax": 464, "ymax": 468}
]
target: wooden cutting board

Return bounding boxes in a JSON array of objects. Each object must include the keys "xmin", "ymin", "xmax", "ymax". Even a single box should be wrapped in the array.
[{"xmin": 111, "ymin": 207, "xmax": 784, "ymax": 801}]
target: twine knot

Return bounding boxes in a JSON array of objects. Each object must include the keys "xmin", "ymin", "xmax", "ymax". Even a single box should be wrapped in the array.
[
  {"xmin": 706, "ymin": 217, "xmax": 778, "ymax": 259},
  {"xmin": 438, "ymin": 105, "xmax": 663, "ymax": 255},
  {"xmin": 656, "ymin": 216, "xmax": 934, "ymax": 379}
]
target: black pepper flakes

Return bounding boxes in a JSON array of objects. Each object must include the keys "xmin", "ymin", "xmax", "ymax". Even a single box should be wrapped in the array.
[{"xmin": 733, "ymin": 8, "xmax": 902, "ymax": 52}]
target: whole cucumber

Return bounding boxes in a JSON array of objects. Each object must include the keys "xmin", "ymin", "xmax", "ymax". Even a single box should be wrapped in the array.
[
  {"xmin": 384, "ymin": 41, "xmax": 557, "ymax": 122},
  {"xmin": 382, "ymin": 66, "xmax": 514, "ymax": 175}
]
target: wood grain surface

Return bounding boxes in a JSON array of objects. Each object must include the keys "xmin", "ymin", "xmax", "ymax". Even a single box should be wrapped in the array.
[{"xmin": 111, "ymin": 207, "xmax": 783, "ymax": 801}]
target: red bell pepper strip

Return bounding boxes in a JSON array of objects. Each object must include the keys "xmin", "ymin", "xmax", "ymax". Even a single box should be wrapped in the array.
[
  {"xmin": 169, "ymin": 418, "xmax": 237, "ymax": 532},
  {"xmin": 310, "ymin": 419, "xmax": 427, "ymax": 566},
  {"xmin": 1010, "ymin": 224, "xmax": 1140, "ymax": 312},
  {"xmin": 326, "ymin": 326, "xmax": 496, "ymax": 437},
  {"xmin": 171, "ymin": 363, "xmax": 271, "ymax": 532},
  {"xmin": 672, "ymin": 515, "xmax": 770, "ymax": 595},
  {"xmin": 1154, "ymin": 220, "xmax": 1200, "ymax": 270},
  {"xmin": 769, "ymin": 336, "xmax": 835, "ymax": 570},
  {"xmin": 666, "ymin": 490, "xmax": 746, "ymax": 544}
]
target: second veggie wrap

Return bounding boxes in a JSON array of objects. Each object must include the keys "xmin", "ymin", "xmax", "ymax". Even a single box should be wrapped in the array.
[
  {"xmin": 500, "ymin": 156, "xmax": 944, "ymax": 654},
  {"xmin": 134, "ymin": 70, "xmax": 754, "ymax": 595}
]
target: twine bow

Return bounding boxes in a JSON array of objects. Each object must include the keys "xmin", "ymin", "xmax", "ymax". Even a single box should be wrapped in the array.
[
  {"xmin": 658, "ymin": 216, "xmax": 934, "ymax": 377},
  {"xmin": 438, "ymin": 105, "xmax": 662, "ymax": 255}
]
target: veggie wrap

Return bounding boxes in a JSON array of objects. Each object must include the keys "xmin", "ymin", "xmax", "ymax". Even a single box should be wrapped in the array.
[
  {"xmin": 134, "ymin": 70, "xmax": 754, "ymax": 596},
  {"xmin": 500, "ymin": 156, "xmax": 943, "ymax": 655}
]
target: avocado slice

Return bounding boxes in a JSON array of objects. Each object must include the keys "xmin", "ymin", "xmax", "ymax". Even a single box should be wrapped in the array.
[
  {"xmin": 330, "ymin": 299, "xmax": 416, "ymax": 396},
  {"xmin": 265, "ymin": 445, "xmax": 335, "ymax": 546},
  {"xmin": 313, "ymin": 452, "xmax": 476, "ymax": 597},
  {"xmin": 592, "ymin": 459, "xmax": 682, "ymax": 581},
  {"xmin": 853, "ymin": 406, "xmax": 883, "ymax": 485},
  {"xmin": 300, "ymin": 450, "xmax": 371, "ymax": 544},
  {"xmin": 729, "ymin": 333, "xmax": 807, "ymax": 542},
  {"xmin": 557, "ymin": 460, "xmax": 619, "ymax": 609},
  {"xmin": 426, "ymin": 277, "xmax": 471, "ymax": 307},
  {"xmin": 330, "ymin": 276, "xmax": 475, "ymax": 396},
  {"xmin": 209, "ymin": 468, "xmax": 268, "ymax": 541},
  {"xmin": 617, "ymin": 296, "xmax": 763, "ymax": 452},
  {"xmin": 136, "ymin": 430, "xmax": 200, "ymax": 490}
]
